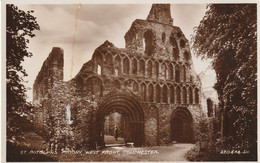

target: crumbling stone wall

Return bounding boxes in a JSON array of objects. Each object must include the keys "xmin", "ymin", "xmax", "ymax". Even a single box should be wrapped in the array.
[
  {"xmin": 33, "ymin": 4, "xmax": 204, "ymax": 150},
  {"xmin": 33, "ymin": 47, "xmax": 63, "ymax": 102}
]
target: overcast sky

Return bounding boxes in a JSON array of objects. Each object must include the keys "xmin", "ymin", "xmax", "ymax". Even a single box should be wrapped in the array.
[{"xmin": 17, "ymin": 4, "xmax": 212, "ymax": 102}]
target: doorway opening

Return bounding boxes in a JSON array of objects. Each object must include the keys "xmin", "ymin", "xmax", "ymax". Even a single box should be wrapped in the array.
[
  {"xmin": 95, "ymin": 94, "xmax": 144, "ymax": 147},
  {"xmin": 170, "ymin": 107, "xmax": 194, "ymax": 143},
  {"xmin": 104, "ymin": 112, "xmax": 126, "ymax": 146}
]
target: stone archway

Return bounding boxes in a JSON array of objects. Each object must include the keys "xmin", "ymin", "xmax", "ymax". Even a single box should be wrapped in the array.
[
  {"xmin": 170, "ymin": 107, "xmax": 193, "ymax": 143},
  {"xmin": 95, "ymin": 94, "xmax": 144, "ymax": 147}
]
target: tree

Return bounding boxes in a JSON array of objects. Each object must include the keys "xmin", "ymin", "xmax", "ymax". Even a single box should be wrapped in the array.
[
  {"xmin": 6, "ymin": 4, "xmax": 40, "ymax": 142},
  {"xmin": 191, "ymin": 4, "xmax": 257, "ymax": 160}
]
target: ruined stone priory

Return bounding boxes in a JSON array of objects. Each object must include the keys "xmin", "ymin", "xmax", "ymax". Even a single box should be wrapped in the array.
[{"xmin": 33, "ymin": 4, "xmax": 205, "ymax": 149}]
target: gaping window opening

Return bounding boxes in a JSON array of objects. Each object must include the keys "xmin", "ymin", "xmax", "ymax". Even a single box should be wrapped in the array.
[
  {"xmin": 97, "ymin": 64, "xmax": 102, "ymax": 75},
  {"xmin": 123, "ymin": 57, "xmax": 130, "ymax": 74},
  {"xmin": 143, "ymin": 30, "xmax": 154, "ymax": 57},
  {"xmin": 66, "ymin": 104, "xmax": 73, "ymax": 125},
  {"xmin": 148, "ymin": 84, "xmax": 154, "ymax": 102},
  {"xmin": 115, "ymin": 68, "xmax": 119, "ymax": 76},
  {"xmin": 162, "ymin": 85, "xmax": 168, "ymax": 103}
]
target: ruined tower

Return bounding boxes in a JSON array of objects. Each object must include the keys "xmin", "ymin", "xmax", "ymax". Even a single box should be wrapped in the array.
[{"xmin": 33, "ymin": 4, "xmax": 203, "ymax": 149}]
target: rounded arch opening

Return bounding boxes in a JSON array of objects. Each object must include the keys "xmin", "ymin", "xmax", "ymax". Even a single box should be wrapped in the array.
[
  {"xmin": 95, "ymin": 94, "xmax": 144, "ymax": 147},
  {"xmin": 170, "ymin": 108, "xmax": 194, "ymax": 143}
]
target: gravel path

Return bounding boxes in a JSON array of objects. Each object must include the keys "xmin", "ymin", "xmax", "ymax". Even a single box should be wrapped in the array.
[{"xmin": 149, "ymin": 144, "xmax": 195, "ymax": 161}]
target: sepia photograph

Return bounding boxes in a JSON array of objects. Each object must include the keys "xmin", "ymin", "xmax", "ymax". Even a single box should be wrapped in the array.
[{"xmin": 3, "ymin": 1, "xmax": 257, "ymax": 162}]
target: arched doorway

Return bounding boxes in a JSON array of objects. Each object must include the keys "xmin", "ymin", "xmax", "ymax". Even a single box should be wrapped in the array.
[
  {"xmin": 170, "ymin": 107, "xmax": 193, "ymax": 143},
  {"xmin": 95, "ymin": 94, "xmax": 144, "ymax": 147},
  {"xmin": 104, "ymin": 112, "xmax": 126, "ymax": 145}
]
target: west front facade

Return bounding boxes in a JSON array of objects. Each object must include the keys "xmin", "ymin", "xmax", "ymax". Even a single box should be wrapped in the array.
[{"xmin": 33, "ymin": 4, "xmax": 204, "ymax": 149}]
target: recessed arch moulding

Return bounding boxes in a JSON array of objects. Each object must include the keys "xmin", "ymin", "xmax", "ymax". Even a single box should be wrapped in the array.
[{"xmin": 33, "ymin": 4, "xmax": 204, "ymax": 149}]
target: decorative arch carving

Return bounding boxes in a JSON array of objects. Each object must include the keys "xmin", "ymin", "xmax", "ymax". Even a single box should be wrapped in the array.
[
  {"xmin": 162, "ymin": 85, "xmax": 168, "ymax": 103},
  {"xmin": 106, "ymin": 53, "xmax": 113, "ymax": 63},
  {"xmin": 123, "ymin": 57, "xmax": 130, "ymax": 74},
  {"xmin": 183, "ymin": 86, "xmax": 187, "ymax": 104},
  {"xmin": 189, "ymin": 87, "xmax": 193, "ymax": 104},
  {"xmin": 169, "ymin": 63, "xmax": 173, "ymax": 80},
  {"xmin": 148, "ymin": 84, "xmax": 154, "ymax": 102},
  {"xmin": 133, "ymin": 81, "xmax": 139, "ymax": 92},
  {"xmin": 176, "ymin": 86, "xmax": 181, "ymax": 104},
  {"xmin": 183, "ymin": 65, "xmax": 186, "ymax": 82},
  {"xmin": 132, "ymin": 58, "xmax": 138, "ymax": 75},
  {"xmin": 148, "ymin": 60, "xmax": 153, "ymax": 78},
  {"xmin": 155, "ymin": 61, "xmax": 159, "ymax": 79},
  {"xmin": 139, "ymin": 60, "xmax": 145, "ymax": 76},
  {"xmin": 115, "ymin": 55, "xmax": 121, "ymax": 76},
  {"xmin": 161, "ymin": 62, "xmax": 167, "ymax": 80},
  {"xmin": 170, "ymin": 85, "xmax": 175, "ymax": 104},
  {"xmin": 141, "ymin": 83, "xmax": 146, "ymax": 101},
  {"xmin": 104, "ymin": 53, "xmax": 113, "ymax": 75},
  {"xmin": 175, "ymin": 64, "xmax": 180, "ymax": 83},
  {"xmin": 155, "ymin": 84, "xmax": 161, "ymax": 103},
  {"xmin": 96, "ymin": 94, "xmax": 144, "ymax": 147}
]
